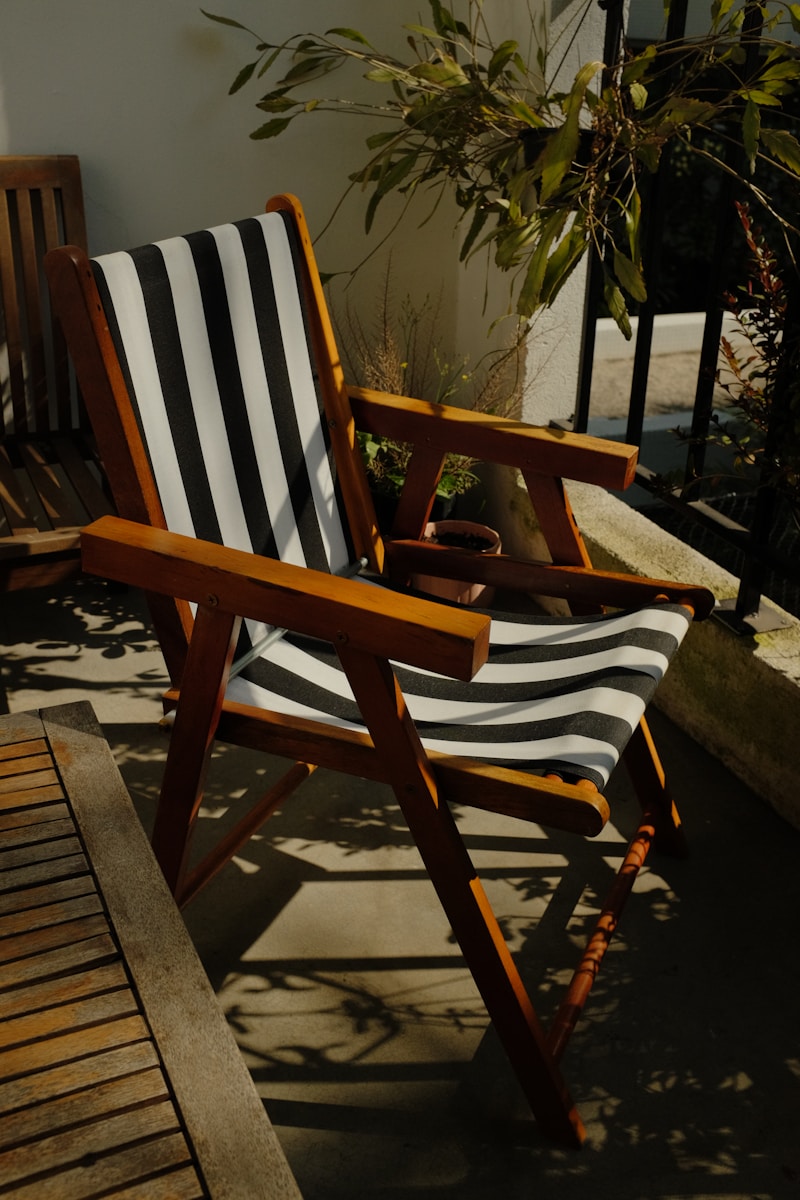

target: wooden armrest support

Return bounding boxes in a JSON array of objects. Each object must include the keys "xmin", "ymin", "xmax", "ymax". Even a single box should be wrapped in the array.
[
  {"xmin": 348, "ymin": 386, "xmax": 638, "ymax": 490},
  {"xmin": 81, "ymin": 516, "xmax": 490, "ymax": 681},
  {"xmin": 385, "ymin": 540, "xmax": 715, "ymax": 619}
]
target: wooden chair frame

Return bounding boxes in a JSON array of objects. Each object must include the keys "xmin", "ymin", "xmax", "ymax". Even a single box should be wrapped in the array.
[
  {"xmin": 0, "ymin": 155, "xmax": 111, "ymax": 590},
  {"xmin": 45, "ymin": 194, "xmax": 713, "ymax": 1146}
]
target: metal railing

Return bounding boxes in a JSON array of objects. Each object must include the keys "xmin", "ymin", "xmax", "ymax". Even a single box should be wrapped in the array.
[{"xmin": 574, "ymin": 0, "xmax": 799, "ymax": 633}]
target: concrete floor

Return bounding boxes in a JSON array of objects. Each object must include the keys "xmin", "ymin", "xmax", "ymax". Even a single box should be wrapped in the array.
[{"xmin": 2, "ymin": 576, "xmax": 799, "ymax": 1200}]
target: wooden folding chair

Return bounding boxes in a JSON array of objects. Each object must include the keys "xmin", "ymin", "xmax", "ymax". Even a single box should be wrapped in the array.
[
  {"xmin": 44, "ymin": 195, "xmax": 713, "ymax": 1146},
  {"xmin": 0, "ymin": 155, "xmax": 112, "ymax": 590}
]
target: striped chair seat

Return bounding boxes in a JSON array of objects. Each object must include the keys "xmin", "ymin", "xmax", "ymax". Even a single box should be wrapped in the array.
[{"xmin": 89, "ymin": 211, "xmax": 691, "ymax": 791}]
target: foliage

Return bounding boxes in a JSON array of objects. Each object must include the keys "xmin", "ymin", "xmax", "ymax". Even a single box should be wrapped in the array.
[
  {"xmin": 205, "ymin": 0, "xmax": 800, "ymax": 335},
  {"xmin": 705, "ymin": 202, "xmax": 800, "ymax": 508},
  {"xmin": 334, "ymin": 268, "xmax": 521, "ymax": 498}
]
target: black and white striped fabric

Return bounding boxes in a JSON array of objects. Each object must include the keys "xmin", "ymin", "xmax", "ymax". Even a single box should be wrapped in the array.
[{"xmin": 91, "ymin": 212, "xmax": 691, "ymax": 791}]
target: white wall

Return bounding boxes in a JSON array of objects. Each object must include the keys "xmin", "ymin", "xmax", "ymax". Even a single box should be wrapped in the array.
[
  {"xmin": 0, "ymin": 0, "xmax": 594, "ymax": 419},
  {"xmin": 0, "ymin": 1, "xmax": 395, "ymax": 252}
]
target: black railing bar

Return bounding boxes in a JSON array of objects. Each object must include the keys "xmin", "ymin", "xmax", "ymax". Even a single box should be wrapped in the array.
[
  {"xmin": 575, "ymin": 1, "xmax": 629, "ymax": 435},
  {"xmin": 574, "ymin": 254, "xmax": 601, "ymax": 434},
  {"xmin": 636, "ymin": 464, "xmax": 749, "ymax": 545},
  {"xmin": 686, "ymin": 4, "xmax": 766, "ymax": 492},
  {"xmin": 624, "ymin": 0, "xmax": 690, "ymax": 447},
  {"xmin": 735, "ymin": 484, "xmax": 778, "ymax": 616},
  {"xmin": 734, "ymin": 267, "xmax": 799, "ymax": 615},
  {"xmin": 635, "ymin": 463, "xmax": 800, "ymax": 581}
]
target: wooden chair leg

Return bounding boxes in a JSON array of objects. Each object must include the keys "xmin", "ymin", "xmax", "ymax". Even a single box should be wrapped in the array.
[
  {"xmin": 151, "ymin": 605, "xmax": 241, "ymax": 898},
  {"xmin": 338, "ymin": 644, "xmax": 585, "ymax": 1146},
  {"xmin": 622, "ymin": 716, "xmax": 689, "ymax": 858}
]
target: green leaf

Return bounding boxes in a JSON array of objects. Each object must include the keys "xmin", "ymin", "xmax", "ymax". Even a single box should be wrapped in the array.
[
  {"xmin": 629, "ymin": 82, "xmax": 648, "ymax": 110},
  {"xmin": 758, "ymin": 61, "xmax": 800, "ymax": 84},
  {"xmin": 366, "ymin": 129, "xmax": 400, "ymax": 149},
  {"xmin": 624, "ymin": 188, "xmax": 641, "ymax": 261},
  {"xmin": 409, "ymin": 56, "xmax": 469, "ymax": 88},
  {"xmin": 229, "ymin": 60, "xmax": 258, "ymax": 94},
  {"xmin": 459, "ymin": 205, "xmax": 490, "ymax": 262},
  {"xmin": 613, "ymin": 249, "xmax": 647, "ymax": 304},
  {"xmin": 711, "ymin": 0, "xmax": 735, "ymax": 28},
  {"xmin": 539, "ymin": 61, "xmax": 601, "ymax": 204},
  {"xmin": 494, "ymin": 218, "xmax": 541, "ymax": 270},
  {"xmin": 250, "ymin": 117, "xmax": 293, "ymax": 140},
  {"xmin": 742, "ymin": 98, "xmax": 760, "ymax": 173},
  {"xmin": 257, "ymin": 47, "xmax": 283, "ymax": 77},
  {"xmin": 429, "ymin": 0, "xmax": 460, "ymax": 37},
  {"xmin": 364, "ymin": 189, "xmax": 383, "ymax": 233},
  {"xmin": 364, "ymin": 67, "xmax": 404, "ymax": 83},
  {"xmin": 760, "ymin": 127, "xmax": 800, "ymax": 175},
  {"xmin": 201, "ymin": 9, "xmax": 249, "ymax": 30},
  {"xmin": 403, "ymin": 25, "xmax": 442, "ymax": 45},
  {"xmin": 739, "ymin": 90, "xmax": 783, "ymax": 107},
  {"xmin": 539, "ymin": 222, "xmax": 588, "ymax": 307},
  {"xmin": 256, "ymin": 93, "xmax": 298, "ymax": 113},
  {"xmin": 488, "ymin": 40, "xmax": 519, "ymax": 84},
  {"xmin": 375, "ymin": 151, "xmax": 418, "ymax": 194},
  {"xmin": 636, "ymin": 142, "xmax": 661, "ymax": 172},
  {"xmin": 790, "ymin": 5, "xmax": 800, "ymax": 34},
  {"xmin": 507, "ymin": 100, "xmax": 545, "ymax": 129},
  {"xmin": 538, "ymin": 125, "xmax": 579, "ymax": 204},
  {"xmin": 516, "ymin": 210, "xmax": 569, "ymax": 317},
  {"xmin": 326, "ymin": 27, "xmax": 371, "ymax": 45},
  {"xmin": 565, "ymin": 60, "xmax": 603, "ymax": 117},
  {"xmin": 603, "ymin": 276, "xmax": 632, "ymax": 339},
  {"xmin": 283, "ymin": 54, "xmax": 331, "ymax": 84},
  {"xmin": 621, "ymin": 45, "xmax": 656, "ymax": 85},
  {"xmin": 656, "ymin": 97, "xmax": 717, "ymax": 127}
]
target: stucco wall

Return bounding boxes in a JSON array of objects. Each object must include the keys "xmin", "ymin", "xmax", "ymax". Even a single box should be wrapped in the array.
[{"xmin": 0, "ymin": 2, "xmax": 573, "ymax": 387}]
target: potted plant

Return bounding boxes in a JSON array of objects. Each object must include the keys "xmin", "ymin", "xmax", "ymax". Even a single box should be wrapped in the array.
[
  {"xmin": 411, "ymin": 518, "xmax": 502, "ymax": 605},
  {"xmin": 333, "ymin": 263, "xmax": 521, "ymax": 528},
  {"xmin": 205, "ymin": 0, "xmax": 800, "ymax": 336}
]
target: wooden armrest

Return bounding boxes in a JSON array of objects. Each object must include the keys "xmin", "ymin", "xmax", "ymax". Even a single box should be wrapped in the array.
[
  {"xmin": 348, "ymin": 385, "xmax": 638, "ymax": 490},
  {"xmin": 81, "ymin": 516, "xmax": 490, "ymax": 681},
  {"xmin": 385, "ymin": 540, "xmax": 716, "ymax": 619}
]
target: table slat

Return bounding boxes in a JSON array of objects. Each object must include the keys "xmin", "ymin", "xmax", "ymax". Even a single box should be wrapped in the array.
[
  {"xmin": 0, "ymin": 872, "xmax": 95, "ymax": 916},
  {"xmin": 0, "ymin": 1065, "xmax": 168, "ymax": 1149},
  {"xmin": 0, "ymin": 784, "xmax": 65, "ymax": 811},
  {"xmin": 0, "ymin": 986, "xmax": 138, "ymax": 1051},
  {"xmin": 0, "ymin": 892, "xmax": 104, "ymax": 940},
  {"xmin": 0, "ymin": 1102, "xmax": 188, "ymax": 1192},
  {"xmin": 0, "ymin": 1041, "xmax": 161, "ymax": 1116},
  {"xmin": 0, "ymin": 703, "xmax": 301, "ymax": 1199},
  {"xmin": 8, "ymin": 1134, "xmax": 204, "ymax": 1200},
  {"xmin": 0, "ymin": 911, "xmax": 111, "ymax": 965},
  {"xmin": 0, "ymin": 960, "xmax": 129, "ymax": 1020}
]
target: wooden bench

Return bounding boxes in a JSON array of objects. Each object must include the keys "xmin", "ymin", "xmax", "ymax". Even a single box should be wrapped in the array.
[
  {"xmin": 0, "ymin": 156, "xmax": 113, "ymax": 591},
  {"xmin": 0, "ymin": 701, "xmax": 302, "ymax": 1199}
]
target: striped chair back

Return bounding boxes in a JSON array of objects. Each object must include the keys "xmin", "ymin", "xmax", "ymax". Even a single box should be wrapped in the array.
[{"xmin": 90, "ymin": 212, "xmax": 355, "ymax": 577}]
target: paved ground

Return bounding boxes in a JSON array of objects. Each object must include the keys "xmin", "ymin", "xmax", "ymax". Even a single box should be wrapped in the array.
[
  {"xmin": 589, "ymin": 349, "xmax": 729, "ymax": 420},
  {"xmin": 2, "ymin": 576, "xmax": 799, "ymax": 1200}
]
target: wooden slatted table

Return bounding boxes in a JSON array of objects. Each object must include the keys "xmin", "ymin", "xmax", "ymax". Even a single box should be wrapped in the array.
[{"xmin": 0, "ymin": 701, "xmax": 301, "ymax": 1200}]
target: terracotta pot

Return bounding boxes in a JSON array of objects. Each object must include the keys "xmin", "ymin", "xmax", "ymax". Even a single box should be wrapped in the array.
[{"xmin": 411, "ymin": 519, "xmax": 501, "ymax": 606}]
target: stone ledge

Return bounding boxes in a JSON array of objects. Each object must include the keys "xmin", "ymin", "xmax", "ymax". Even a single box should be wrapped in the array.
[{"xmin": 483, "ymin": 465, "xmax": 800, "ymax": 831}]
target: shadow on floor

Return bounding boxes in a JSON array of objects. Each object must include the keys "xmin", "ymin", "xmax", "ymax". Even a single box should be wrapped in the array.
[{"xmin": 2, "ymin": 578, "xmax": 799, "ymax": 1199}]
